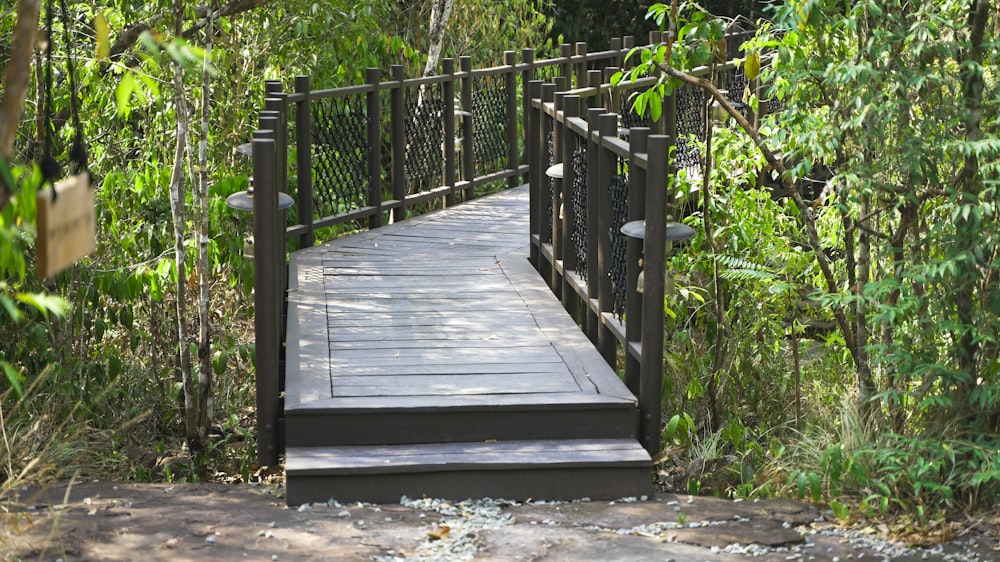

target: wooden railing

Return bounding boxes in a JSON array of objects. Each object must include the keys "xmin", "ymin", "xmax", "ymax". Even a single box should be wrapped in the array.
[
  {"xmin": 527, "ymin": 31, "xmax": 759, "ymax": 455},
  {"xmin": 251, "ymin": 30, "xmax": 760, "ymax": 464},
  {"xmin": 248, "ymin": 37, "xmax": 656, "ymax": 465}
]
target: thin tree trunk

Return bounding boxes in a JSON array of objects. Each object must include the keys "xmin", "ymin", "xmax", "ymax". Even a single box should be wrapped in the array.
[
  {"xmin": 422, "ymin": 0, "xmax": 455, "ymax": 77},
  {"xmin": 856, "ymin": 193, "xmax": 873, "ymax": 405},
  {"xmin": 952, "ymin": 0, "xmax": 990, "ymax": 414},
  {"xmin": 192, "ymin": 2, "xmax": 216, "ymax": 455},
  {"xmin": 169, "ymin": 0, "xmax": 195, "ymax": 450},
  {"xmin": 0, "ymin": 0, "xmax": 41, "ymax": 206}
]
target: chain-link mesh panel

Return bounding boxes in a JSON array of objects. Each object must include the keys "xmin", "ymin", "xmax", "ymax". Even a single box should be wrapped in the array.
[
  {"xmin": 472, "ymin": 74, "xmax": 507, "ymax": 175},
  {"xmin": 610, "ymin": 171, "xmax": 629, "ymax": 319},
  {"xmin": 675, "ymin": 82, "xmax": 706, "ymax": 176},
  {"xmin": 570, "ymin": 147, "xmax": 588, "ymax": 279},
  {"xmin": 543, "ymin": 131, "xmax": 554, "ymax": 243},
  {"xmin": 621, "ymin": 88, "xmax": 653, "ymax": 131},
  {"xmin": 404, "ymin": 85, "xmax": 446, "ymax": 194},
  {"xmin": 721, "ymin": 65, "xmax": 753, "ymax": 122},
  {"xmin": 311, "ymin": 95, "xmax": 370, "ymax": 218}
]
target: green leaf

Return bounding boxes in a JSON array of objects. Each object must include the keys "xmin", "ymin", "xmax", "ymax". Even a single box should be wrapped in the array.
[
  {"xmin": 116, "ymin": 74, "xmax": 137, "ymax": 118},
  {"xmin": 745, "ymin": 52, "xmax": 761, "ymax": 80},
  {"xmin": 16, "ymin": 292, "xmax": 70, "ymax": 318},
  {"xmin": 649, "ymin": 93, "xmax": 662, "ymax": 122},
  {"xmin": 0, "ymin": 294, "xmax": 22, "ymax": 323},
  {"xmin": 0, "ymin": 156, "xmax": 16, "ymax": 195},
  {"xmin": 95, "ymin": 12, "xmax": 111, "ymax": 60},
  {"xmin": 1, "ymin": 361, "xmax": 22, "ymax": 398},
  {"xmin": 796, "ymin": 471, "xmax": 808, "ymax": 499}
]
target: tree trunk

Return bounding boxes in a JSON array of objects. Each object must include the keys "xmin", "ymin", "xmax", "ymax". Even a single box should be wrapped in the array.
[
  {"xmin": 952, "ymin": 0, "xmax": 990, "ymax": 417},
  {"xmin": 0, "ymin": 0, "xmax": 42, "ymax": 206},
  {"xmin": 192, "ymin": 2, "xmax": 216, "ymax": 455},
  {"xmin": 169, "ymin": 0, "xmax": 196, "ymax": 452},
  {"xmin": 856, "ymin": 194, "xmax": 873, "ymax": 406},
  {"xmin": 422, "ymin": 0, "xmax": 455, "ymax": 77}
]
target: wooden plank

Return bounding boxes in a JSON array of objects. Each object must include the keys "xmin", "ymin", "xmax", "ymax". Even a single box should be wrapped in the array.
[
  {"xmin": 287, "ymin": 439, "xmax": 650, "ymax": 474},
  {"xmin": 328, "ymin": 347, "xmax": 563, "ymax": 366},
  {"xmin": 331, "ymin": 372, "xmax": 578, "ymax": 396},
  {"xmin": 327, "ymin": 328, "xmax": 543, "ymax": 342},
  {"xmin": 496, "ymin": 251, "xmax": 636, "ymax": 401},
  {"xmin": 327, "ymin": 337, "xmax": 549, "ymax": 349},
  {"xmin": 283, "ymin": 185, "xmax": 641, "ymax": 445},
  {"xmin": 286, "ymin": 464, "xmax": 651, "ymax": 504},
  {"xmin": 327, "ymin": 362, "xmax": 569, "ymax": 377},
  {"xmin": 323, "ymin": 299, "xmax": 531, "ymax": 313},
  {"xmin": 286, "ymin": 391, "xmax": 636, "ymax": 412},
  {"xmin": 325, "ymin": 311, "xmax": 538, "ymax": 327}
]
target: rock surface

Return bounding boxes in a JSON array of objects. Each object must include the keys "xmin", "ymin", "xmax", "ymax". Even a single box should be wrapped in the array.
[{"xmin": 2, "ymin": 482, "xmax": 996, "ymax": 561}]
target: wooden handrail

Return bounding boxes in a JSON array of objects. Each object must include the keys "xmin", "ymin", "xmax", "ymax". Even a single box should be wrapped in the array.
[{"xmin": 250, "ymin": 33, "xmax": 752, "ymax": 462}]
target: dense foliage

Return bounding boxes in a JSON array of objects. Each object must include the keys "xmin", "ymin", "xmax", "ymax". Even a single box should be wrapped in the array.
[
  {"xmin": 619, "ymin": 0, "xmax": 1000, "ymax": 518},
  {"xmin": 0, "ymin": 0, "xmax": 553, "ymax": 490}
]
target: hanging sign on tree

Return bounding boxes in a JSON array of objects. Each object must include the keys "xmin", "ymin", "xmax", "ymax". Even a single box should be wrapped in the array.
[{"xmin": 36, "ymin": 173, "xmax": 95, "ymax": 277}]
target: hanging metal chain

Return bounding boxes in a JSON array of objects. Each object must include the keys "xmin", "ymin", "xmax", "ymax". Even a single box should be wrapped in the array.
[
  {"xmin": 59, "ymin": 0, "xmax": 89, "ymax": 177},
  {"xmin": 40, "ymin": 0, "xmax": 62, "ymax": 188}
]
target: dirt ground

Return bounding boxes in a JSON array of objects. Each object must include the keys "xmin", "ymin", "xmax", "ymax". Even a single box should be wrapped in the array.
[{"xmin": 2, "ymin": 481, "xmax": 998, "ymax": 561}]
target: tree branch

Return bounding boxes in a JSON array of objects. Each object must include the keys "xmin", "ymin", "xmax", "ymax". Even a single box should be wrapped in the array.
[
  {"xmin": 0, "ymin": 0, "xmax": 41, "ymax": 206},
  {"xmin": 655, "ymin": 60, "xmax": 860, "ymax": 363},
  {"xmin": 109, "ymin": 0, "xmax": 276, "ymax": 61}
]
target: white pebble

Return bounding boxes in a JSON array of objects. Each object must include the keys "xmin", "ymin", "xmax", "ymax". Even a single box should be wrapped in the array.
[
  {"xmin": 205, "ymin": 536, "xmax": 216, "ymax": 544},
  {"xmin": 297, "ymin": 503, "xmax": 311, "ymax": 512}
]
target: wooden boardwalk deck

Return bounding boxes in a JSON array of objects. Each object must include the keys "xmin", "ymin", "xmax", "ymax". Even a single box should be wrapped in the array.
[{"xmin": 283, "ymin": 186, "xmax": 650, "ymax": 503}]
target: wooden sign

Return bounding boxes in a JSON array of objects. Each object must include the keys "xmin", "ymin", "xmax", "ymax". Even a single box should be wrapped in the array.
[{"xmin": 36, "ymin": 173, "xmax": 96, "ymax": 278}]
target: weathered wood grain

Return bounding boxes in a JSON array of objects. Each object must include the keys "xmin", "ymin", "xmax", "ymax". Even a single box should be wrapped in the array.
[{"xmin": 283, "ymin": 185, "xmax": 649, "ymax": 504}]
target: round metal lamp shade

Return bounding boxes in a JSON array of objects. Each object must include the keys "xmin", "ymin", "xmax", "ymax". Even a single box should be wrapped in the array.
[
  {"xmin": 545, "ymin": 163, "xmax": 564, "ymax": 179},
  {"xmin": 235, "ymin": 142, "xmax": 254, "ymax": 157},
  {"xmin": 620, "ymin": 219, "xmax": 696, "ymax": 241},
  {"xmin": 225, "ymin": 190, "xmax": 294, "ymax": 212}
]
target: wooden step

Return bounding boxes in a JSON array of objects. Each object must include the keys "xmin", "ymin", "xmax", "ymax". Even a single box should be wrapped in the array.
[
  {"xmin": 285, "ymin": 439, "xmax": 651, "ymax": 505},
  {"xmin": 283, "ymin": 394, "xmax": 638, "ymax": 448}
]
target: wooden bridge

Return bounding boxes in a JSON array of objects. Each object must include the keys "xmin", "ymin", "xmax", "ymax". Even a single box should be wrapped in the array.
[{"xmin": 248, "ymin": 32, "xmax": 758, "ymax": 504}]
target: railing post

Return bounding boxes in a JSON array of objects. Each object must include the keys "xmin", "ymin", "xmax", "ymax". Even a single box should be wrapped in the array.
[
  {"xmin": 459, "ymin": 56, "xmax": 475, "ymax": 201},
  {"xmin": 574, "ymin": 42, "xmax": 588, "ymax": 88},
  {"xmin": 620, "ymin": 36, "xmax": 634, "ymax": 69},
  {"xmin": 443, "ymin": 58, "xmax": 457, "ymax": 207},
  {"xmin": 561, "ymin": 95, "xmax": 581, "ymax": 319},
  {"xmin": 390, "ymin": 65, "xmax": 406, "ymax": 222},
  {"xmin": 625, "ymin": 127, "xmax": 649, "ymax": 396},
  {"xmin": 527, "ymin": 80, "xmax": 543, "ymax": 268},
  {"xmin": 366, "ymin": 68, "xmax": 383, "ymax": 229},
  {"xmin": 584, "ymin": 107, "xmax": 603, "ymax": 345},
  {"xmin": 559, "ymin": 43, "xmax": 573, "ymax": 81},
  {"xmin": 587, "ymin": 70, "xmax": 602, "ymax": 110},
  {"xmin": 639, "ymin": 134, "xmax": 671, "ymax": 456},
  {"xmin": 539, "ymin": 82, "xmax": 556, "ymax": 288},
  {"xmin": 252, "ymin": 133, "xmax": 280, "ymax": 467},
  {"xmin": 550, "ymin": 91, "xmax": 565, "ymax": 299},
  {"xmin": 504, "ymin": 51, "xmax": 519, "ymax": 190},
  {"xmin": 596, "ymin": 112, "xmax": 618, "ymax": 366},
  {"xmin": 521, "ymin": 48, "xmax": 535, "ymax": 186},
  {"xmin": 603, "ymin": 67, "xmax": 620, "ymax": 114},
  {"xmin": 264, "ymin": 94, "xmax": 287, "ymax": 201},
  {"xmin": 293, "ymin": 76, "xmax": 314, "ymax": 248}
]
